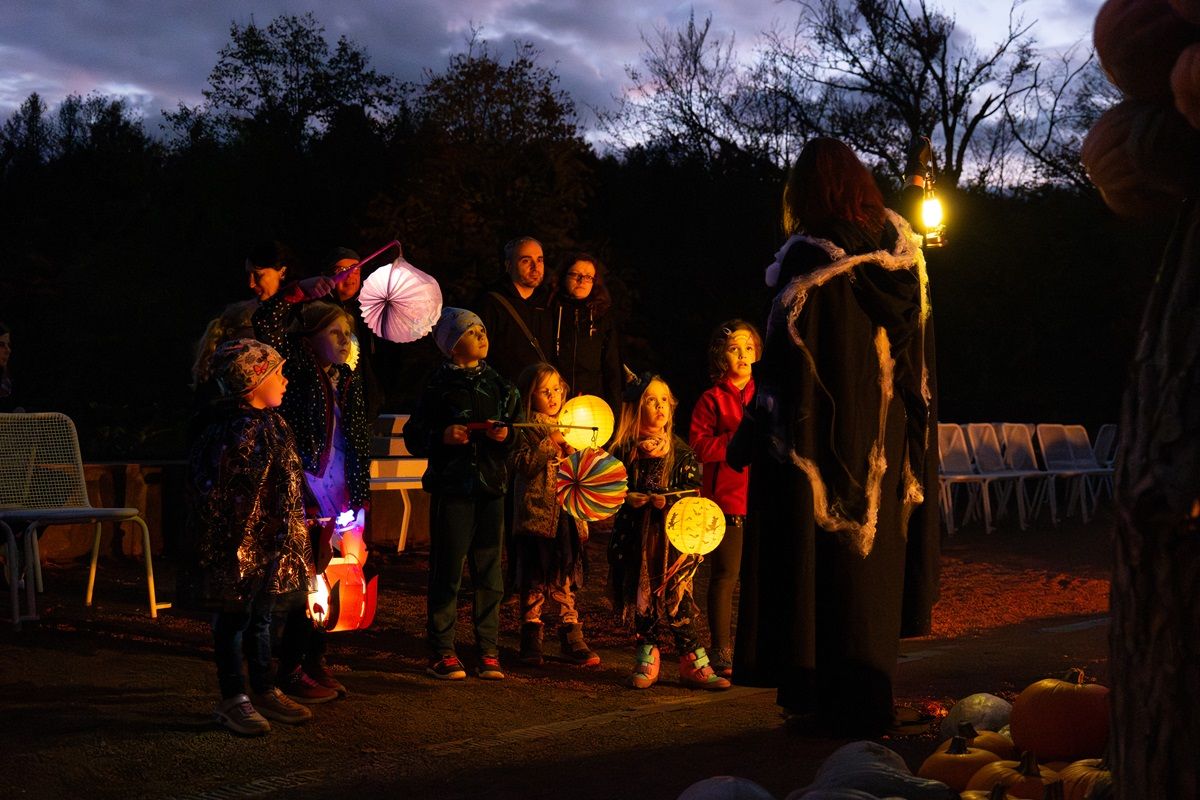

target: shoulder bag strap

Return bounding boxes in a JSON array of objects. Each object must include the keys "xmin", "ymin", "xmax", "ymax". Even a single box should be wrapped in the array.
[{"xmin": 488, "ymin": 291, "xmax": 548, "ymax": 362}]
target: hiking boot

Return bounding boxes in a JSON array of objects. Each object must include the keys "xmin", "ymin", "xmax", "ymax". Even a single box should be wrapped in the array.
[
  {"xmin": 711, "ymin": 646, "xmax": 733, "ymax": 679},
  {"xmin": 278, "ymin": 666, "xmax": 338, "ymax": 704},
  {"xmin": 476, "ymin": 655, "xmax": 505, "ymax": 681},
  {"xmin": 519, "ymin": 622, "xmax": 544, "ymax": 666},
  {"xmin": 249, "ymin": 686, "xmax": 314, "ymax": 724},
  {"xmin": 559, "ymin": 623, "xmax": 601, "ymax": 666},
  {"xmin": 426, "ymin": 654, "xmax": 467, "ymax": 680},
  {"xmin": 627, "ymin": 643, "xmax": 660, "ymax": 689},
  {"xmin": 679, "ymin": 647, "xmax": 731, "ymax": 690},
  {"xmin": 304, "ymin": 659, "xmax": 348, "ymax": 698},
  {"xmin": 213, "ymin": 694, "xmax": 271, "ymax": 736}
]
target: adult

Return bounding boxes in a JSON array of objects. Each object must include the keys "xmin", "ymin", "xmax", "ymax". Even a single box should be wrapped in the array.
[
  {"xmin": 0, "ymin": 321, "xmax": 19, "ymax": 413},
  {"xmin": 326, "ymin": 247, "xmax": 384, "ymax": 420},
  {"xmin": 548, "ymin": 253, "xmax": 624, "ymax": 415},
  {"xmin": 475, "ymin": 237, "xmax": 554, "ymax": 386},
  {"xmin": 245, "ymin": 240, "xmax": 292, "ymax": 302},
  {"xmin": 729, "ymin": 138, "xmax": 940, "ymax": 738}
]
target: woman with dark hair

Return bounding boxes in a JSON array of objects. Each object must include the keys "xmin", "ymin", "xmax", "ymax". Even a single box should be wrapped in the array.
[
  {"xmin": 548, "ymin": 253, "xmax": 624, "ymax": 416},
  {"xmin": 729, "ymin": 138, "xmax": 940, "ymax": 737}
]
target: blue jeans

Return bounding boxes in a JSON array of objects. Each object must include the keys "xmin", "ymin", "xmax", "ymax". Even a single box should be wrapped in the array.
[
  {"xmin": 427, "ymin": 493, "xmax": 504, "ymax": 657},
  {"xmin": 212, "ymin": 589, "xmax": 273, "ymax": 699}
]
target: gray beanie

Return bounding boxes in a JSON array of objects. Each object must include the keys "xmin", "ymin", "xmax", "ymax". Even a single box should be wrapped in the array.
[{"xmin": 433, "ymin": 307, "xmax": 484, "ymax": 356}]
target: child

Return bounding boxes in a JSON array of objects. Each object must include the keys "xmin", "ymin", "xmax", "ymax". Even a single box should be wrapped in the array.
[
  {"xmin": 253, "ymin": 276, "xmax": 368, "ymax": 702},
  {"xmin": 189, "ymin": 339, "xmax": 315, "ymax": 735},
  {"xmin": 404, "ymin": 308, "xmax": 519, "ymax": 680},
  {"xmin": 688, "ymin": 320, "xmax": 761, "ymax": 679},
  {"xmin": 510, "ymin": 362, "xmax": 600, "ymax": 667},
  {"xmin": 609, "ymin": 374, "xmax": 730, "ymax": 690}
]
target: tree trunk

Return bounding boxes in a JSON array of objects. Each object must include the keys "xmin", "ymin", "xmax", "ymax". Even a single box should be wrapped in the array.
[{"xmin": 1112, "ymin": 198, "xmax": 1200, "ymax": 798}]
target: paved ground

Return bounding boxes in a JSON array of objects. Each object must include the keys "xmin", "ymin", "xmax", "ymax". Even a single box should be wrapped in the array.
[{"xmin": 1, "ymin": 509, "xmax": 1111, "ymax": 800}]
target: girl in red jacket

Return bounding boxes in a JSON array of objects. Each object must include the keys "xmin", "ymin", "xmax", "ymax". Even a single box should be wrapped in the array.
[{"xmin": 688, "ymin": 319, "xmax": 762, "ymax": 678}]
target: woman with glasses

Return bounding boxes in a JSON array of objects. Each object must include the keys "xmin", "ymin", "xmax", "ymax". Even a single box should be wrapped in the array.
[{"xmin": 548, "ymin": 253, "xmax": 624, "ymax": 416}]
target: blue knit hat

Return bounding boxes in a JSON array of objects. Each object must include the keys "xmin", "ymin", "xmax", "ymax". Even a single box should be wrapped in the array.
[{"xmin": 433, "ymin": 307, "xmax": 483, "ymax": 356}]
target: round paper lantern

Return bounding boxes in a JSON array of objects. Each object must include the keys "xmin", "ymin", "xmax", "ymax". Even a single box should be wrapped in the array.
[
  {"xmin": 558, "ymin": 394, "xmax": 614, "ymax": 450},
  {"xmin": 665, "ymin": 496, "xmax": 726, "ymax": 555}
]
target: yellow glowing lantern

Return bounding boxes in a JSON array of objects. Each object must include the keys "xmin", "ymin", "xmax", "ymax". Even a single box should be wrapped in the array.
[
  {"xmin": 558, "ymin": 394, "xmax": 614, "ymax": 450},
  {"xmin": 308, "ymin": 509, "xmax": 377, "ymax": 632},
  {"xmin": 665, "ymin": 496, "xmax": 726, "ymax": 555},
  {"xmin": 920, "ymin": 164, "xmax": 946, "ymax": 248}
]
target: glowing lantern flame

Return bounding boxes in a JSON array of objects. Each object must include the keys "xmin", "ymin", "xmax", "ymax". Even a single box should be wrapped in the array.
[
  {"xmin": 922, "ymin": 196, "xmax": 944, "ymax": 230},
  {"xmin": 558, "ymin": 395, "xmax": 614, "ymax": 450}
]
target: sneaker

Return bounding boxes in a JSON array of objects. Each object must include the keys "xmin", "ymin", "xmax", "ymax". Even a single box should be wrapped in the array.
[
  {"xmin": 426, "ymin": 654, "xmax": 467, "ymax": 680},
  {"xmin": 249, "ymin": 686, "xmax": 314, "ymax": 724},
  {"xmin": 476, "ymin": 655, "xmax": 505, "ymax": 681},
  {"xmin": 304, "ymin": 661, "xmax": 348, "ymax": 698},
  {"xmin": 627, "ymin": 643, "xmax": 660, "ymax": 690},
  {"xmin": 679, "ymin": 647, "xmax": 732, "ymax": 690},
  {"xmin": 213, "ymin": 694, "xmax": 271, "ymax": 736},
  {"xmin": 278, "ymin": 666, "xmax": 338, "ymax": 704},
  {"xmin": 711, "ymin": 646, "xmax": 733, "ymax": 679},
  {"xmin": 519, "ymin": 622, "xmax": 544, "ymax": 666},
  {"xmin": 558, "ymin": 623, "xmax": 601, "ymax": 667}
]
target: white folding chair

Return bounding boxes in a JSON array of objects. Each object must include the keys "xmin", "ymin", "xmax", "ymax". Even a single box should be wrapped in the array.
[
  {"xmin": 1065, "ymin": 424, "xmax": 1115, "ymax": 505},
  {"xmin": 966, "ymin": 423, "xmax": 1044, "ymax": 530},
  {"xmin": 0, "ymin": 413, "xmax": 171, "ymax": 629},
  {"xmin": 1001, "ymin": 423, "xmax": 1057, "ymax": 525},
  {"xmin": 938, "ymin": 423, "xmax": 989, "ymax": 535},
  {"xmin": 1036, "ymin": 424, "xmax": 1102, "ymax": 523},
  {"xmin": 1092, "ymin": 424, "xmax": 1118, "ymax": 468}
]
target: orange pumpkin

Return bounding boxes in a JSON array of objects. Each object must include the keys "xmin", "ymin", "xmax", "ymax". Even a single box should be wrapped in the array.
[
  {"xmin": 1171, "ymin": 0, "xmax": 1200, "ymax": 24},
  {"xmin": 965, "ymin": 752, "xmax": 1060, "ymax": 799},
  {"xmin": 938, "ymin": 721, "xmax": 1019, "ymax": 760},
  {"xmin": 1082, "ymin": 100, "xmax": 1200, "ymax": 218},
  {"xmin": 1094, "ymin": 0, "xmax": 1200, "ymax": 99},
  {"xmin": 1009, "ymin": 669, "xmax": 1110, "ymax": 762},
  {"xmin": 960, "ymin": 786, "xmax": 1021, "ymax": 800},
  {"xmin": 1172, "ymin": 42, "xmax": 1200, "ymax": 128},
  {"xmin": 1057, "ymin": 758, "xmax": 1113, "ymax": 800},
  {"xmin": 918, "ymin": 735, "xmax": 1001, "ymax": 792}
]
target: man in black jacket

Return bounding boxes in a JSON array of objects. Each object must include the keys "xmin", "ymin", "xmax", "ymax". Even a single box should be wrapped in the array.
[{"xmin": 475, "ymin": 236, "xmax": 554, "ymax": 383}]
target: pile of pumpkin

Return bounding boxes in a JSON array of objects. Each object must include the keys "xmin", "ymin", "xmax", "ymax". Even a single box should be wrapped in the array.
[
  {"xmin": 1082, "ymin": 0, "xmax": 1200, "ymax": 217},
  {"xmin": 676, "ymin": 670, "xmax": 1112, "ymax": 800}
]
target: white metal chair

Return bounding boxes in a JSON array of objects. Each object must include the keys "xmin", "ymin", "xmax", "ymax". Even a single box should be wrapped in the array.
[
  {"xmin": 0, "ymin": 413, "xmax": 170, "ymax": 629},
  {"xmin": 1065, "ymin": 424, "xmax": 1115, "ymax": 504},
  {"xmin": 1036, "ymin": 424, "xmax": 1107, "ymax": 523},
  {"xmin": 937, "ymin": 423, "xmax": 989, "ymax": 535},
  {"xmin": 1001, "ymin": 423, "xmax": 1057, "ymax": 525},
  {"xmin": 965, "ymin": 423, "xmax": 1044, "ymax": 530}
]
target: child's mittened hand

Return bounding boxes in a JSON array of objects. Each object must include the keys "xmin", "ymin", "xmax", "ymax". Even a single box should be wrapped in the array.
[
  {"xmin": 626, "ymin": 492, "xmax": 649, "ymax": 508},
  {"xmin": 649, "ymin": 493, "xmax": 667, "ymax": 509},
  {"xmin": 443, "ymin": 425, "xmax": 469, "ymax": 445},
  {"xmin": 484, "ymin": 422, "xmax": 508, "ymax": 442}
]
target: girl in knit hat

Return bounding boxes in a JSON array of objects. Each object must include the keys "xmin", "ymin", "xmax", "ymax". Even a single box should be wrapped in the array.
[
  {"xmin": 189, "ymin": 339, "xmax": 315, "ymax": 735},
  {"xmin": 252, "ymin": 275, "xmax": 369, "ymax": 702},
  {"xmin": 404, "ymin": 308, "xmax": 519, "ymax": 680}
]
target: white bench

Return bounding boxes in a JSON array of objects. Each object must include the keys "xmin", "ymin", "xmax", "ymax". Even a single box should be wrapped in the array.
[{"xmin": 370, "ymin": 414, "xmax": 427, "ymax": 552}]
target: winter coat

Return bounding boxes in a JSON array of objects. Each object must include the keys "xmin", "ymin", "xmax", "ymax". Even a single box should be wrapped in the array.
[
  {"xmin": 403, "ymin": 361, "xmax": 519, "ymax": 497},
  {"xmin": 253, "ymin": 291, "xmax": 371, "ymax": 509},
  {"xmin": 689, "ymin": 377, "xmax": 755, "ymax": 516},
  {"xmin": 509, "ymin": 412, "xmax": 589, "ymax": 541},
  {"xmin": 188, "ymin": 405, "xmax": 313, "ymax": 610},
  {"xmin": 474, "ymin": 278, "xmax": 554, "ymax": 383},
  {"xmin": 550, "ymin": 295, "xmax": 624, "ymax": 414}
]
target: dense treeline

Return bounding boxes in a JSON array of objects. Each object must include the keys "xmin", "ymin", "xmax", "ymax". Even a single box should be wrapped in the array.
[{"xmin": 0, "ymin": 12, "xmax": 1166, "ymax": 459}]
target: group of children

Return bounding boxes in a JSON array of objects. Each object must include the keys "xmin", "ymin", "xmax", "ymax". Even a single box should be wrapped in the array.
[
  {"xmin": 404, "ymin": 308, "xmax": 763, "ymax": 692},
  {"xmin": 188, "ymin": 247, "xmax": 764, "ymax": 734}
]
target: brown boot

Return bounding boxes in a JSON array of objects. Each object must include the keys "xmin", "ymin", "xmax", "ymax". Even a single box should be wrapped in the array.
[
  {"xmin": 519, "ymin": 622, "xmax": 544, "ymax": 666},
  {"xmin": 679, "ymin": 647, "xmax": 731, "ymax": 690},
  {"xmin": 558, "ymin": 623, "xmax": 601, "ymax": 666}
]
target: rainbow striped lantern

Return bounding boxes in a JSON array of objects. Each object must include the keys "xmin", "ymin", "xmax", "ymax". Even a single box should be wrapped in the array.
[
  {"xmin": 556, "ymin": 447, "xmax": 628, "ymax": 521},
  {"xmin": 665, "ymin": 496, "xmax": 726, "ymax": 555}
]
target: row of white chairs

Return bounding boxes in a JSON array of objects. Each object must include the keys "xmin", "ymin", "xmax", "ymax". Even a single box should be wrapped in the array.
[{"xmin": 937, "ymin": 422, "xmax": 1116, "ymax": 535}]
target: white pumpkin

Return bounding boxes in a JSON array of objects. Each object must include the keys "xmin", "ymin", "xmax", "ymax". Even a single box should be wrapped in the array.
[
  {"xmin": 789, "ymin": 741, "xmax": 956, "ymax": 800},
  {"xmin": 940, "ymin": 693, "xmax": 1012, "ymax": 738},
  {"xmin": 678, "ymin": 776, "xmax": 777, "ymax": 800}
]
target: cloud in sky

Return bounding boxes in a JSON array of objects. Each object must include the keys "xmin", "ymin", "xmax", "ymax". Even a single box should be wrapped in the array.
[{"xmin": 0, "ymin": 0, "xmax": 1102, "ymax": 133}]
